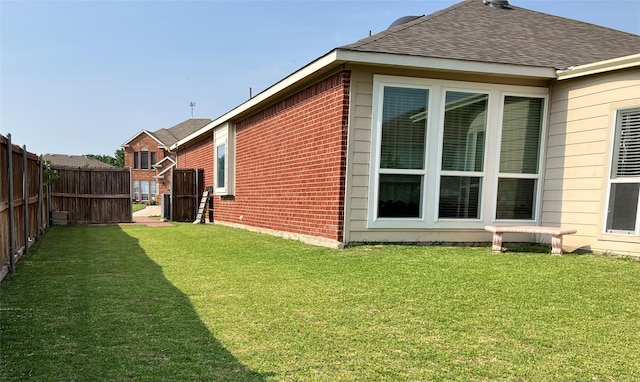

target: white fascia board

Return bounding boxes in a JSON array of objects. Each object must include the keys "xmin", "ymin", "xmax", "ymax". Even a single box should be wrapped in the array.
[
  {"xmin": 171, "ymin": 49, "xmax": 556, "ymax": 150},
  {"xmin": 170, "ymin": 51, "xmax": 341, "ymax": 151},
  {"xmin": 121, "ymin": 129, "xmax": 167, "ymax": 148},
  {"xmin": 334, "ymin": 50, "xmax": 557, "ymax": 79},
  {"xmin": 556, "ymin": 53, "xmax": 640, "ymax": 80}
]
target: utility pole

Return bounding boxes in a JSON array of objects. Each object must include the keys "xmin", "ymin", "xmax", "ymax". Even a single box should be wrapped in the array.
[{"xmin": 189, "ymin": 101, "xmax": 196, "ymax": 119}]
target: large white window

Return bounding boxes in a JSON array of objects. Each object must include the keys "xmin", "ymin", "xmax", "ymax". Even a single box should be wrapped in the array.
[
  {"xmin": 368, "ymin": 76, "xmax": 547, "ymax": 229},
  {"xmin": 605, "ymin": 108, "xmax": 640, "ymax": 235},
  {"xmin": 214, "ymin": 123, "xmax": 235, "ymax": 195}
]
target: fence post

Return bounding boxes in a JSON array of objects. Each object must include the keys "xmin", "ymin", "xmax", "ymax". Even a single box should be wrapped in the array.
[
  {"xmin": 37, "ymin": 156, "xmax": 43, "ymax": 239},
  {"xmin": 23, "ymin": 145, "xmax": 29, "ymax": 256},
  {"xmin": 194, "ymin": 168, "xmax": 199, "ymax": 221},
  {"xmin": 7, "ymin": 134, "xmax": 15, "ymax": 273}
]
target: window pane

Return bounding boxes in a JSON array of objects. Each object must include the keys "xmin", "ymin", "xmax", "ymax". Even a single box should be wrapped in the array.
[
  {"xmin": 378, "ymin": 174, "xmax": 422, "ymax": 218},
  {"xmin": 141, "ymin": 151, "xmax": 149, "ymax": 169},
  {"xmin": 141, "ymin": 181, "xmax": 149, "ymax": 201},
  {"xmin": 500, "ymin": 96, "xmax": 543, "ymax": 174},
  {"xmin": 133, "ymin": 180, "xmax": 139, "ymax": 201},
  {"xmin": 216, "ymin": 144, "xmax": 226, "ymax": 188},
  {"xmin": 439, "ymin": 176, "xmax": 481, "ymax": 219},
  {"xmin": 150, "ymin": 181, "xmax": 156, "ymax": 200},
  {"xmin": 496, "ymin": 178, "xmax": 536, "ymax": 219},
  {"xmin": 380, "ymin": 87, "xmax": 428, "ymax": 169},
  {"xmin": 133, "ymin": 152, "xmax": 139, "ymax": 169},
  {"xmin": 606, "ymin": 183, "xmax": 639, "ymax": 232},
  {"xmin": 150, "ymin": 152, "xmax": 156, "ymax": 167},
  {"xmin": 442, "ymin": 92, "xmax": 487, "ymax": 172},
  {"xmin": 612, "ymin": 109, "xmax": 640, "ymax": 178}
]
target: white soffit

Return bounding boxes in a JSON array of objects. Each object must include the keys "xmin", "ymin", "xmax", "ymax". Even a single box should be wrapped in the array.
[{"xmin": 335, "ymin": 50, "xmax": 557, "ymax": 79}]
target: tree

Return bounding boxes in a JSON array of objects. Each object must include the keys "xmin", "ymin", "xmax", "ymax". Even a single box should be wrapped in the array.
[
  {"xmin": 87, "ymin": 148, "xmax": 125, "ymax": 167},
  {"xmin": 114, "ymin": 148, "xmax": 124, "ymax": 167}
]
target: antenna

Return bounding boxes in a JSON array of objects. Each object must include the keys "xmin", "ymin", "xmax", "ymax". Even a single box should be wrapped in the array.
[{"xmin": 189, "ymin": 101, "xmax": 196, "ymax": 119}]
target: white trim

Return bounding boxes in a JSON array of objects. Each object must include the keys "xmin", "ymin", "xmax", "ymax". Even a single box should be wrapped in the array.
[
  {"xmin": 171, "ymin": 49, "xmax": 557, "ymax": 151},
  {"xmin": 367, "ymin": 75, "xmax": 548, "ymax": 230},
  {"xmin": 556, "ymin": 53, "xmax": 640, "ymax": 81},
  {"xmin": 603, "ymin": 107, "xmax": 640, "ymax": 236},
  {"xmin": 214, "ymin": 123, "xmax": 235, "ymax": 196},
  {"xmin": 121, "ymin": 129, "xmax": 167, "ymax": 148},
  {"xmin": 335, "ymin": 50, "xmax": 557, "ymax": 79}
]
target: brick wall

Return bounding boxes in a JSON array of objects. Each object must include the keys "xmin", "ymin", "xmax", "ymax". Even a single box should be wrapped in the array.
[
  {"xmin": 213, "ymin": 71, "xmax": 351, "ymax": 242},
  {"xmin": 176, "ymin": 135, "xmax": 214, "ymax": 188},
  {"xmin": 124, "ymin": 133, "xmax": 170, "ymax": 199}
]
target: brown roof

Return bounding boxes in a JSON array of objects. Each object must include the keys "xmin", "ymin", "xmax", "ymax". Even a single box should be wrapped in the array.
[
  {"xmin": 150, "ymin": 118, "xmax": 212, "ymax": 146},
  {"xmin": 43, "ymin": 154, "xmax": 115, "ymax": 168},
  {"xmin": 340, "ymin": 0, "xmax": 640, "ymax": 69}
]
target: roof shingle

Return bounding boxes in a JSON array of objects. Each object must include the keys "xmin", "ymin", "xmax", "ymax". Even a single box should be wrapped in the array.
[{"xmin": 340, "ymin": 0, "xmax": 640, "ymax": 69}]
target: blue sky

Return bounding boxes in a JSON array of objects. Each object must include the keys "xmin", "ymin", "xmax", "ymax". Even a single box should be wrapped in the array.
[{"xmin": 1, "ymin": 0, "xmax": 639, "ymax": 156}]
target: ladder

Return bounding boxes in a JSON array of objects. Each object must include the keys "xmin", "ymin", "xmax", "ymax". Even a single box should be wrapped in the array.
[{"xmin": 193, "ymin": 190, "xmax": 210, "ymax": 224}]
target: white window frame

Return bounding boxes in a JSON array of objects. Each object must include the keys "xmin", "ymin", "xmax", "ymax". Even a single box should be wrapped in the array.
[
  {"xmin": 603, "ymin": 107, "xmax": 640, "ymax": 236},
  {"xmin": 214, "ymin": 122, "xmax": 235, "ymax": 196},
  {"xmin": 368, "ymin": 75, "xmax": 547, "ymax": 229}
]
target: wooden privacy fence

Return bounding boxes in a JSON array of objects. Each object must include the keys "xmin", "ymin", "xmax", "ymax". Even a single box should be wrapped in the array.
[
  {"xmin": 1, "ymin": 134, "xmax": 49, "ymax": 282},
  {"xmin": 50, "ymin": 166, "xmax": 132, "ymax": 224},
  {"xmin": 171, "ymin": 168, "xmax": 204, "ymax": 222}
]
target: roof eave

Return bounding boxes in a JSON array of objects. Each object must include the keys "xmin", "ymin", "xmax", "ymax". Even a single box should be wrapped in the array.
[
  {"xmin": 171, "ymin": 49, "xmax": 557, "ymax": 150},
  {"xmin": 335, "ymin": 49, "xmax": 558, "ymax": 79},
  {"xmin": 556, "ymin": 53, "xmax": 640, "ymax": 81},
  {"xmin": 121, "ymin": 129, "xmax": 167, "ymax": 148}
]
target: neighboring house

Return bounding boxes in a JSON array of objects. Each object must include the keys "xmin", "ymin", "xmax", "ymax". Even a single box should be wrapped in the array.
[
  {"xmin": 171, "ymin": 0, "xmax": 640, "ymax": 256},
  {"xmin": 43, "ymin": 154, "xmax": 115, "ymax": 168},
  {"xmin": 121, "ymin": 118, "xmax": 213, "ymax": 203}
]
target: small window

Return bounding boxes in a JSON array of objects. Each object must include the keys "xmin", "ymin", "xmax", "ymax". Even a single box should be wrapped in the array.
[
  {"xmin": 214, "ymin": 123, "xmax": 235, "ymax": 195},
  {"xmin": 133, "ymin": 152, "xmax": 139, "ymax": 170},
  {"xmin": 150, "ymin": 180, "xmax": 157, "ymax": 201},
  {"xmin": 216, "ymin": 144, "xmax": 226, "ymax": 189},
  {"xmin": 141, "ymin": 181, "xmax": 149, "ymax": 201},
  {"xmin": 150, "ymin": 152, "xmax": 156, "ymax": 168},
  {"xmin": 133, "ymin": 180, "xmax": 140, "ymax": 201},
  {"xmin": 141, "ymin": 151, "xmax": 149, "ymax": 170},
  {"xmin": 605, "ymin": 108, "xmax": 640, "ymax": 235}
]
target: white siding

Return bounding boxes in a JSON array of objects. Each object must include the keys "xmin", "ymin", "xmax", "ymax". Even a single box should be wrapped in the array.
[{"xmin": 542, "ymin": 67, "xmax": 640, "ymax": 257}]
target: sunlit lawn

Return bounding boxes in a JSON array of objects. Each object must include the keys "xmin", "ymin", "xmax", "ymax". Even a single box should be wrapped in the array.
[
  {"xmin": 2, "ymin": 224, "xmax": 640, "ymax": 381},
  {"xmin": 132, "ymin": 203, "xmax": 146, "ymax": 213}
]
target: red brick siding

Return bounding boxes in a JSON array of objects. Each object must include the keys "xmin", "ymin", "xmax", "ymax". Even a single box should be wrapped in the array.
[
  {"xmin": 177, "ymin": 135, "xmax": 214, "ymax": 187},
  {"xmin": 213, "ymin": 71, "xmax": 350, "ymax": 242},
  {"xmin": 124, "ymin": 134, "xmax": 170, "ymax": 199}
]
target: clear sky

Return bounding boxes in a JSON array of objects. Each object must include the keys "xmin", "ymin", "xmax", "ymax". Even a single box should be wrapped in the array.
[{"xmin": 1, "ymin": 0, "xmax": 639, "ymax": 156}]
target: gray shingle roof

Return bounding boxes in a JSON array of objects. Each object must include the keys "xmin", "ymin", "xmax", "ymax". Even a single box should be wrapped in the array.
[
  {"xmin": 43, "ymin": 154, "xmax": 115, "ymax": 168},
  {"xmin": 340, "ymin": 0, "xmax": 640, "ymax": 69},
  {"xmin": 149, "ymin": 118, "xmax": 212, "ymax": 146}
]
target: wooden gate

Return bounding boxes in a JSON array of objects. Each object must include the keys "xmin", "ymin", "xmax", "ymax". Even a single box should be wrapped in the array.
[
  {"xmin": 171, "ymin": 168, "xmax": 204, "ymax": 222},
  {"xmin": 50, "ymin": 167, "xmax": 132, "ymax": 224}
]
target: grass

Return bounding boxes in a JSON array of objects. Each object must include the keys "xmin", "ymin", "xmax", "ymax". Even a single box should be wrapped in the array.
[
  {"xmin": 132, "ymin": 203, "xmax": 146, "ymax": 213},
  {"xmin": 2, "ymin": 224, "xmax": 640, "ymax": 381}
]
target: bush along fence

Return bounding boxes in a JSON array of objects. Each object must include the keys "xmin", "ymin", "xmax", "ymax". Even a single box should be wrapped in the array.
[{"xmin": 1, "ymin": 134, "xmax": 49, "ymax": 282}]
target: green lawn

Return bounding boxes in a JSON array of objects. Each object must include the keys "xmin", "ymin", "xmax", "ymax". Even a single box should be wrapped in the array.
[
  {"xmin": 2, "ymin": 224, "xmax": 640, "ymax": 381},
  {"xmin": 132, "ymin": 203, "xmax": 146, "ymax": 213}
]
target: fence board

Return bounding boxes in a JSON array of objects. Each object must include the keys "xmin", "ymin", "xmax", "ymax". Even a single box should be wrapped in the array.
[
  {"xmin": 50, "ymin": 167, "xmax": 132, "ymax": 224},
  {"xmin": 1, "ymin": 134, "xmax": 48, "ymax": 281},
  {"xmin": 171, "ymin": 169, "xmax": 204, "ymax": 222}
]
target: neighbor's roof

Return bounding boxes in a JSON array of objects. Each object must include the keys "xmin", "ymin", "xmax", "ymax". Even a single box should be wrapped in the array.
[
  {"xmin": 340, "ymin": 0, "xmax": 640, "ymax": 69},
  {"xmin": 122, "ymin": 118, "xmax": 213, "ymax": 148},
  {"xmin": 43, "ymin": 154, "xmax": 115, "ymax": 168}
]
